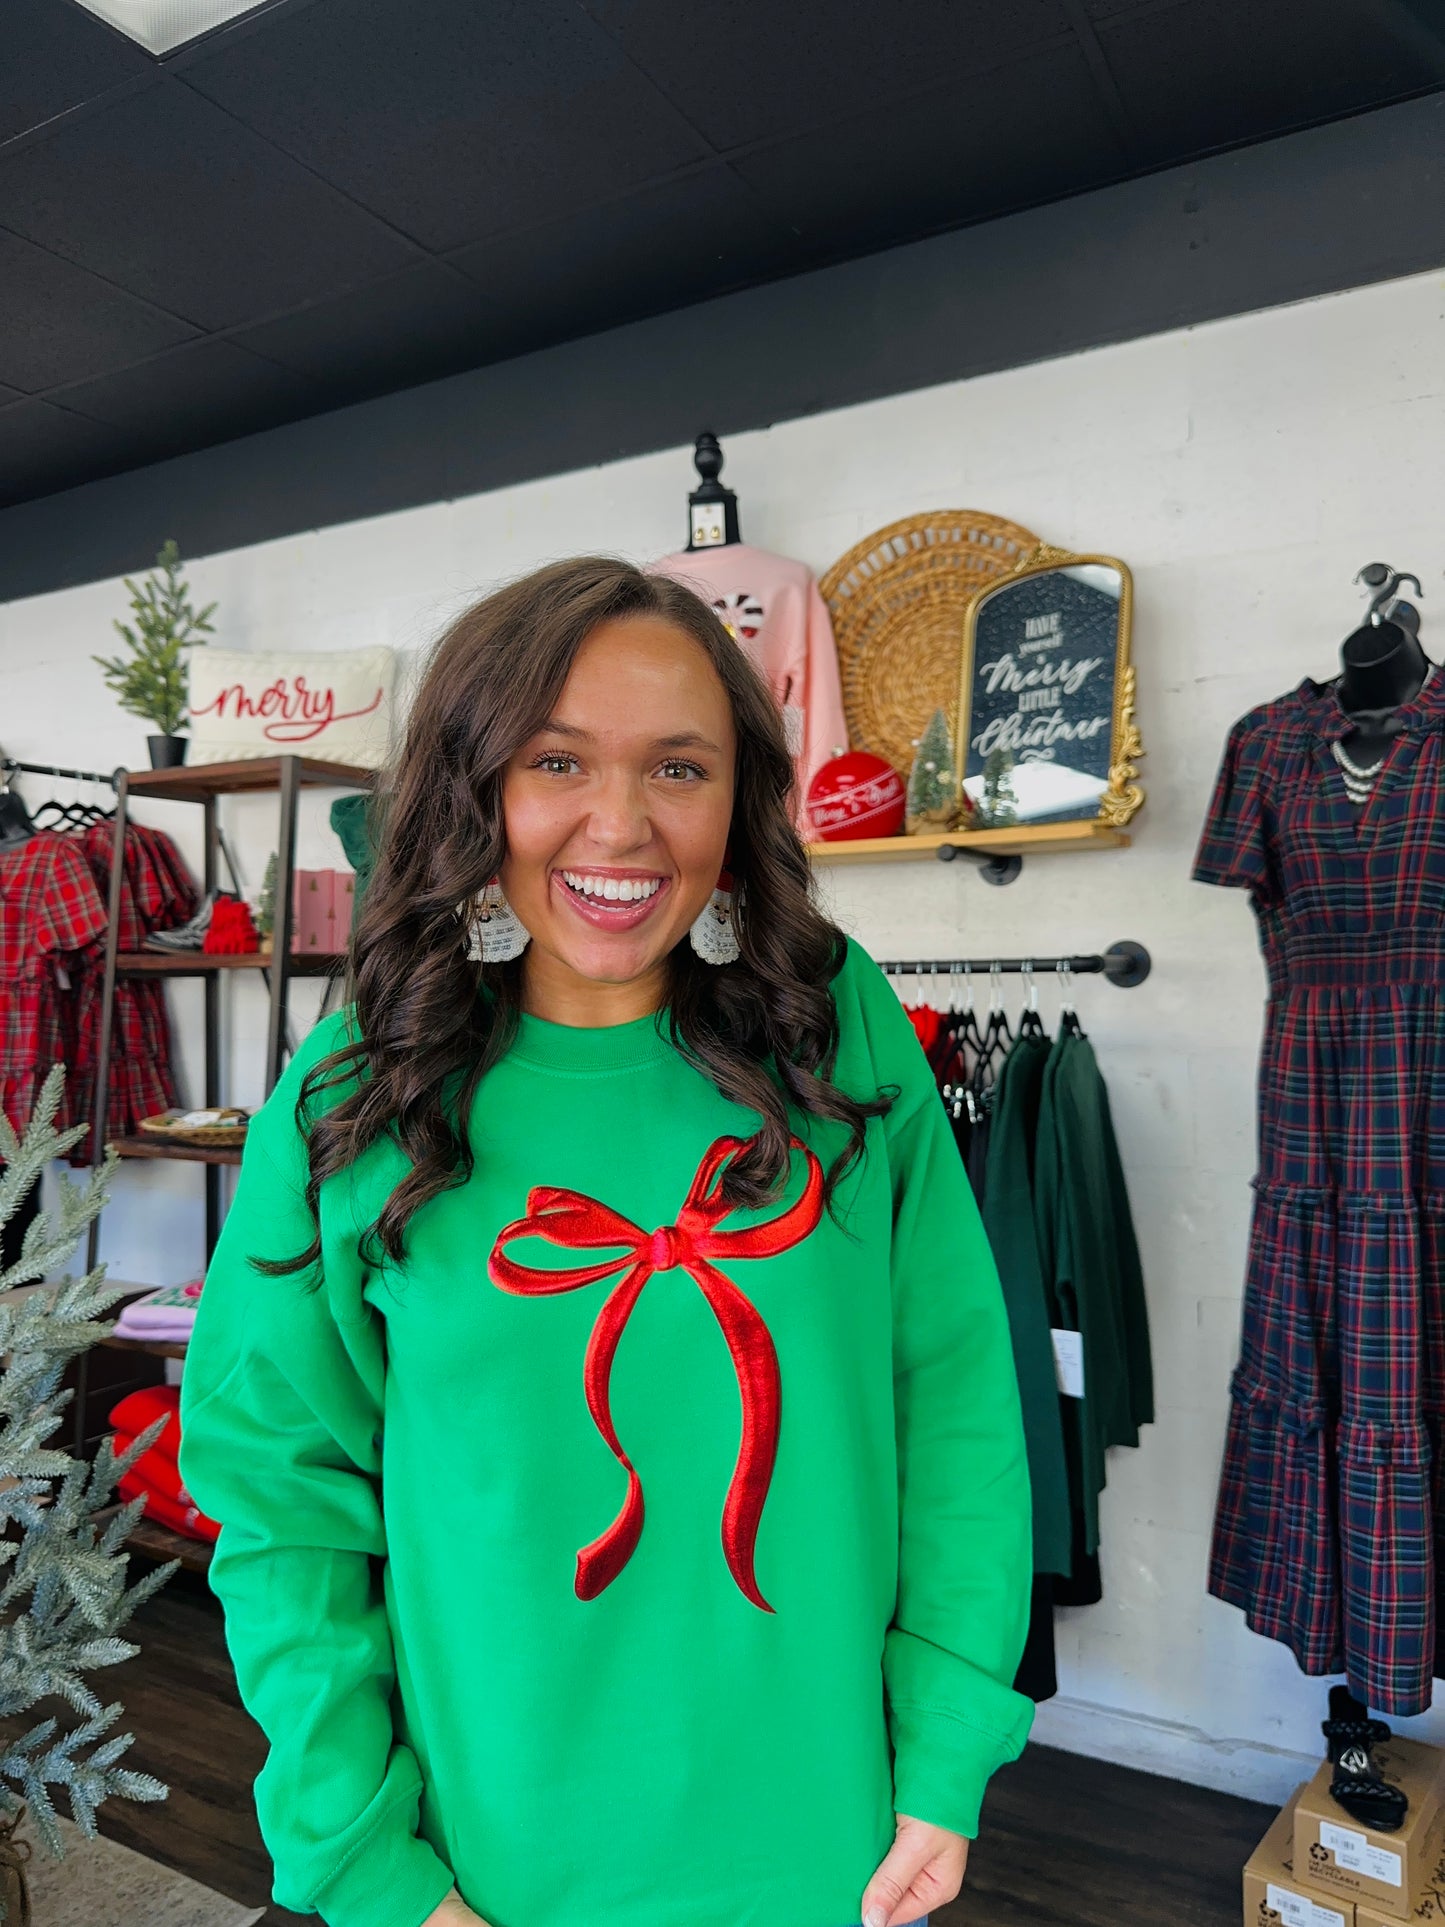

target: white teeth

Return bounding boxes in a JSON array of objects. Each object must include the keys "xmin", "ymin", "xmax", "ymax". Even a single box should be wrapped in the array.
[{"xmin": 560, "ymin": 871, "xmax": 662, "ymax": 905}]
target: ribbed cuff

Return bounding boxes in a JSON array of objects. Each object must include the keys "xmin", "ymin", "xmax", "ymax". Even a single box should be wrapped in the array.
[
  {"xmin": 888, "ymin": 1700, "xmax": 1033, "ymax": 1839},
  {"xmin": 307, "ymin": 1810, "xmax": 456, "ymax": 1927}
]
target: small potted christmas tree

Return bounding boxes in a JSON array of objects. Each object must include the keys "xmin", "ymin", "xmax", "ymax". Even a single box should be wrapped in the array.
[
  {"xmin": 93, "ymin": 541, "xmax": 215, "ymax": 769},
  {"xmin": 255, "ymin": 852, "xmax": 278, "ymax": 959},
  {"xmin": 906, "ymin": 707, "xmax": 965, "ymax": 834}
]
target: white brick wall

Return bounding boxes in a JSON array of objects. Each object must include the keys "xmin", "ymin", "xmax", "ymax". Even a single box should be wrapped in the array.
[{"xmin": 7, "ymin": 264, "xmax": 1445, "ymax": 1798}]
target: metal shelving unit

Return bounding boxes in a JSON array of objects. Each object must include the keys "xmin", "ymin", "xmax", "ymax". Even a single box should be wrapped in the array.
[{"xmin": 77, "ymin": 755, "xmax": 375, "ymax": 1561}]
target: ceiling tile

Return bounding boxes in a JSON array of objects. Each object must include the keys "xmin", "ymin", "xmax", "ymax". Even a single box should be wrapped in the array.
[
  {"xmin": 52, "ymin": 337, "xmax": 317, "ymax": 461},
  {"xmin": 0, "ymin": 229, "xmax": 199, "ymax": 393},
  {"xmin": 178, "ymin": 0, "xmax": 708, "ymax": 252},
  {"xmin": 733, "ymin": 42, "xmax": 1124, "ymax": 255},
  {"xmin": 229, "ymin": 262, "xmax": 498, "ymax": 401},
  {"xmin": 0, "ymin": 0, "xmax": 154, "ymax": 147},
  {"xmin": 446, "ymin": 168, "xmax": 802, "ymax": 361},
  {"xmin": 0, "ymin": 78, "xmax": 419, "ymax": 331},
  {"xmin": 0, "ymin": 399, "xmax": 133, "ymax": 509},
  {"xmin": 1096, "ymin": 0, "xmax": 1435, "ymax": 161},
  {"xmin": 578, "ymin": 0, "xmax": 1074, "ymax": 150}
]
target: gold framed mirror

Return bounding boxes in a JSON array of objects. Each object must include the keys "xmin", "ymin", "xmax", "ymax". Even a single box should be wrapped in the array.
[{"xmin": 954, "ymin": 543, "xmax": 1144, "ymax": 833}]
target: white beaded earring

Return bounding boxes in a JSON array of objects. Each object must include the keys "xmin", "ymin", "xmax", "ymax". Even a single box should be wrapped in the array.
[
  {"xmin": 463, "ymin": 878, "xmax": 531, "ymax": 963},
  {"xmin": 689, "ymin": 865, "xmax": 741, "ymax": 965}
]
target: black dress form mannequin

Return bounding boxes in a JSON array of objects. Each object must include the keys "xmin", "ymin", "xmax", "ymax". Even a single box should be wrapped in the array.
[
  {"xmin": 685, "ymin": 433, "xmax": 741, "ymax": 552},
  {"xmin": 1337, "ymin": 618, "xmax": 1430, "ymax": 764}
]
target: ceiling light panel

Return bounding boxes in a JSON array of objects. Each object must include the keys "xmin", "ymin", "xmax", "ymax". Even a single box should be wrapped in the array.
[{"xmin": 71, "ymin": 2, "xmax": 273, "ymax": 56}]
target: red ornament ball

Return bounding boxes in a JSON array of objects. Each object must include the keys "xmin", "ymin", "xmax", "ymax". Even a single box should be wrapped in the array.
[{"xmin": 806, "ymin": 750, "xmax": 907, "ymax": 841}]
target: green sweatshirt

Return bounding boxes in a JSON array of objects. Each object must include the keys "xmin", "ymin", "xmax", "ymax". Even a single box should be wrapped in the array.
[{"xmin": 178, "ymin": 937, "xmax": 1033, "ymax": 1927}]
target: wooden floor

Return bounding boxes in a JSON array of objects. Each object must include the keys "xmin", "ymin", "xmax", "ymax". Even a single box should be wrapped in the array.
[{"xmin": 66, "ymin": 1568, "xmax": 1272, "ymax": 1926}]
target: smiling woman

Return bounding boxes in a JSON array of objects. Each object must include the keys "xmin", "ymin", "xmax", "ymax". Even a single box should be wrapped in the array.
[
  {"xmin": 175, "ymin": 555, "xmax": 1034, "ymax": 1927},
  {"xmin": 497, "ymin": 610, "xmax": 740, "ymax": 1019},
  {"xmin": 299, "ymin": 556, "xmax": 885, "ymax": 1252}
]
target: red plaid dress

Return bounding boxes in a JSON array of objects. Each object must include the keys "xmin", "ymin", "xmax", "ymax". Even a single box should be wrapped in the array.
[
  {"xmin": 1196, "ymin": 669, "xmax": 1445, "ymax": 1715},
  {"xmin": 0, "ymin": 834, "xmax": 108, "ymax": 1139},
  {"xmin": 71, "ymin": 822, "xmax": 195, "ymax": 1158}
]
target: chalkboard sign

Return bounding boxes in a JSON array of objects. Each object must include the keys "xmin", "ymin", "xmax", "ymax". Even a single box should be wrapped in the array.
[{"xmin": 957, "ymin": 556, "xmax": 1135, "ymax": 827}]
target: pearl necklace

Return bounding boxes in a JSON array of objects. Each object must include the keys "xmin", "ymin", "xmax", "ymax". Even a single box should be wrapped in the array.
[
  {"xmin": 1331, "ymin": 667, "xmax": 1434, "ymax": 804},
  {"xmin": 1331, "ymin": 737, "xmax": 1385, "ymax": 806}
]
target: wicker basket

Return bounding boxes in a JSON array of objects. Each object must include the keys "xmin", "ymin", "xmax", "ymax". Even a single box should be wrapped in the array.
[
  {"xmin": 137, "ymin": 1108, "xmax": 250, "ymax": 1148},
  {"xmin": 819, "ymin": 509, "xmax": 1041, "ymax": 782}
]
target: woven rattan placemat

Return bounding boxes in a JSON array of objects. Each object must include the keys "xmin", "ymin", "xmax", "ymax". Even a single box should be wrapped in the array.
[{"xmin": 820, "ymin": 510, "xmax": 1040, "ymax": 780}]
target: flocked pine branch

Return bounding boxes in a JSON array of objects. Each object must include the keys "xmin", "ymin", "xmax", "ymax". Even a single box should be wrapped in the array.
[{"xmin": 0, "ymin": 1067, "xmax": 173, "ymax": 1894}]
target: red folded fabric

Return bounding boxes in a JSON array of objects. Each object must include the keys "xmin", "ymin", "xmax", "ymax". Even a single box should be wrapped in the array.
[
  {"xmin": 109, "ymin": 1384, "xmax": 181, "ymax": 1467},
  {"xmin": 111, "ymin": 1429, "xmax": 188, "ymax": 1506},
  {"xmin": 117, "ymin": 1467, "xmax": 219, "ymax": 1543}
]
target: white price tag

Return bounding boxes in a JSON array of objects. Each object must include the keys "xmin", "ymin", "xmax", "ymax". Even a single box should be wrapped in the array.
[
  {"xmin": 1267, "ymin": 1882, "xmax": 1346, "ymax": 1927},
  {"xmin": 1318, "ymin": 1820, "xmax": 1403, "ymax": 1885},
  {"xmin": 1051, "ymin": 1328, "xmax": 1084, "ymax": 1398}
]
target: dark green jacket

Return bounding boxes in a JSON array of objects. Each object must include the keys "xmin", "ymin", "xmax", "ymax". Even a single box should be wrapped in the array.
[
  {"xmin": 1033, "ymin": 1029, "xmax": 1152, "ymax": 1557},
  {"xmin": 982, "ymin": 1032, "xmax": 1072, "ymax": 1578}
]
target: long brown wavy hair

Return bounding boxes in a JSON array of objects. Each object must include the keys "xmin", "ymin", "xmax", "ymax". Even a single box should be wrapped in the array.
[{"xmin": 262, "ymin": 556, "xmax": 896, "ymax": 1284}]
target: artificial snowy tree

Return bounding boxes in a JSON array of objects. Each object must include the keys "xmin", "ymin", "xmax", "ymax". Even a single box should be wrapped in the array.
[
  {"xmin": 905, "ymin": 707, "xmax": 959, "ymax": 834},
  {"xmin": 977, "ymin": 747, "xmax": 1019, "ymax": 828},
  {"xmin": 0, "ymin": 1068, "xmax": 172, "ymax": 1919}
]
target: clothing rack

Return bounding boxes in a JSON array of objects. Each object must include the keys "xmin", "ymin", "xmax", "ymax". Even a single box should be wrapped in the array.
[
  {"xmin": 876, "ymin": 940, "xmax": 1151, "ymax": 989},
  {"xmin": 1, "ymin": 757, "xmax": 123, "ymax": 788}
]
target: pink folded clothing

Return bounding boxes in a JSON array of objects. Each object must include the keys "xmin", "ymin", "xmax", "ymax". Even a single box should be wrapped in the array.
[
  {"xmin": 114, "ymin": 1279, "xmax": 202, "ymax": 1340},
  {"xmin": 114, "ymin": 1318, "xmax": 195, "ymax": 1343}
]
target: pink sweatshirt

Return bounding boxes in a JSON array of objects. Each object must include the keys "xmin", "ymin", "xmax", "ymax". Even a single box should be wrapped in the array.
[{"xmin": 650, "ymin": 544, "xmax": 850, "ymax": 838}]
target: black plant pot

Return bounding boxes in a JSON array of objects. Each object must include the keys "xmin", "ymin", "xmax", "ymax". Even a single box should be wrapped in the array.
[{"xmin": 146, "ymin": 734, "xmax": 188, "ymax": 769}]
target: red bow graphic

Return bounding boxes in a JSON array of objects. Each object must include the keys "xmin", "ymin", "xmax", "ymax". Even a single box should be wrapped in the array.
[{"xmin": 488, "ymin": 1133, "xmax": 823, "ymax": 1612}]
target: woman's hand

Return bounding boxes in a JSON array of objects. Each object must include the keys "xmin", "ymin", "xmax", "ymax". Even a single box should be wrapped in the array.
[
  {"xmin": 860, "ymin": 1813, "xmax": 970, "ymax": 1927},
  {"xmin": 420, "ymin": 1888, "xmax": 491, "ymax": 1927}
]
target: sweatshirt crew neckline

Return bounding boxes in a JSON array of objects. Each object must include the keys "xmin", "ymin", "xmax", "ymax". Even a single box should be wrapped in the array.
[{"xmin": 507, "ymin": 1003, "xmax": 675, "ymax": 1073}]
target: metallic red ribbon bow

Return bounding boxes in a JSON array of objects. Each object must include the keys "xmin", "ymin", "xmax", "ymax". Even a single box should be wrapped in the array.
[{"xmin": 488, "ymin": 1133, "xmax": 824, "ymax": 1612}]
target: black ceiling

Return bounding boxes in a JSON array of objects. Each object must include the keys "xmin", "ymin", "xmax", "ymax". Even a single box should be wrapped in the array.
[{"xmin": 3, "ymin": 0, "xmax": 1444, "ymax": 514}]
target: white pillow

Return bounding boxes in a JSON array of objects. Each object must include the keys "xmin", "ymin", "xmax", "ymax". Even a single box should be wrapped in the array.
[{"xmin": 187, "ymin": 646, "xmax": 396, "ymax": 768}]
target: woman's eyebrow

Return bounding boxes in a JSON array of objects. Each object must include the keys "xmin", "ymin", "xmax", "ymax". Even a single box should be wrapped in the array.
[
  {"xmin": 654, "ymin": 731, "xmax": 724, "ymax": 753},
  {"xmin": 535, "ymin": 720, "xmax": 724, "ymax": 754}
]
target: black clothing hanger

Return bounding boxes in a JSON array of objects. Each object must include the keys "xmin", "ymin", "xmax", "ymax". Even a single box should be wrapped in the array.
[
  {"xmin": 1057, "ymin": 961, "xmax": 1086, "ymax": 1038},
  {"xmin": 0, "ymin": 769, "xmax": 34, "ymax": 849},
  {"xmin": 1017, "ymin": 962, "xmax": 1047, "ymax": 1041},
  {"xmin": 685, "ymin": 432, "xmax": 742, "ymax": 552}
]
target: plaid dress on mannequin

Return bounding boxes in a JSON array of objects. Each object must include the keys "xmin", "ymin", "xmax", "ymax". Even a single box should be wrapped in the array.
[{"xmin": 1196, "ymin": 668, "xmax": 1445, "ymax": 1715}]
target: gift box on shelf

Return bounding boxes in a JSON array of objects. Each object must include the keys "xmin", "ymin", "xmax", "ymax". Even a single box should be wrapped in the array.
[{"xmin": 291, "ymin": 868, "xmax": 335, "ymax": 953}]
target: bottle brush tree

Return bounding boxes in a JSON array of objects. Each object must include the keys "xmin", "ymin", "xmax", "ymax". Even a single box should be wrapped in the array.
[
  {"xmin": 92, "ymin": 540, "xmax": 216, "ymax": 738},
  {"xmin": 256, "ymin": 852, "xmax": 278, "ymax": 944},
  {"xmin": 977, "ymin": 747, "xmax": 1020, "ymax": 828},
  {"xmin": 905, "ymin": 706, "xmax": 960, "ymax": 833},
  {"xmin": 0, "ymin": 1068, "xmax": 173, "ymax": 1914}
]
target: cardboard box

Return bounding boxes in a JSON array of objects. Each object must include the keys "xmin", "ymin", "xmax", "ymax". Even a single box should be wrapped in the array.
[
  {"xmin": 1295, "ymin": 1738, "xmax": 1445, "ymax": 1921},
  {"xmin": 1246, "ymin": 1788, "xmax": 1354, "ymax": 1927},
  {"xmin": 1358, "ymin": 1833, "xmax": 1445, "ymax": 1924}
]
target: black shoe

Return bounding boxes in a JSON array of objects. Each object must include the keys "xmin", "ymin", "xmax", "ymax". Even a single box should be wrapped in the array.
[
  {"xmin": 145, "ymin": 891, "xmax": 221, "ymax": 952},
  {"xmin": 1323, "ymin": 1685, "xmax": 1408, "ymax": 1832}
]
